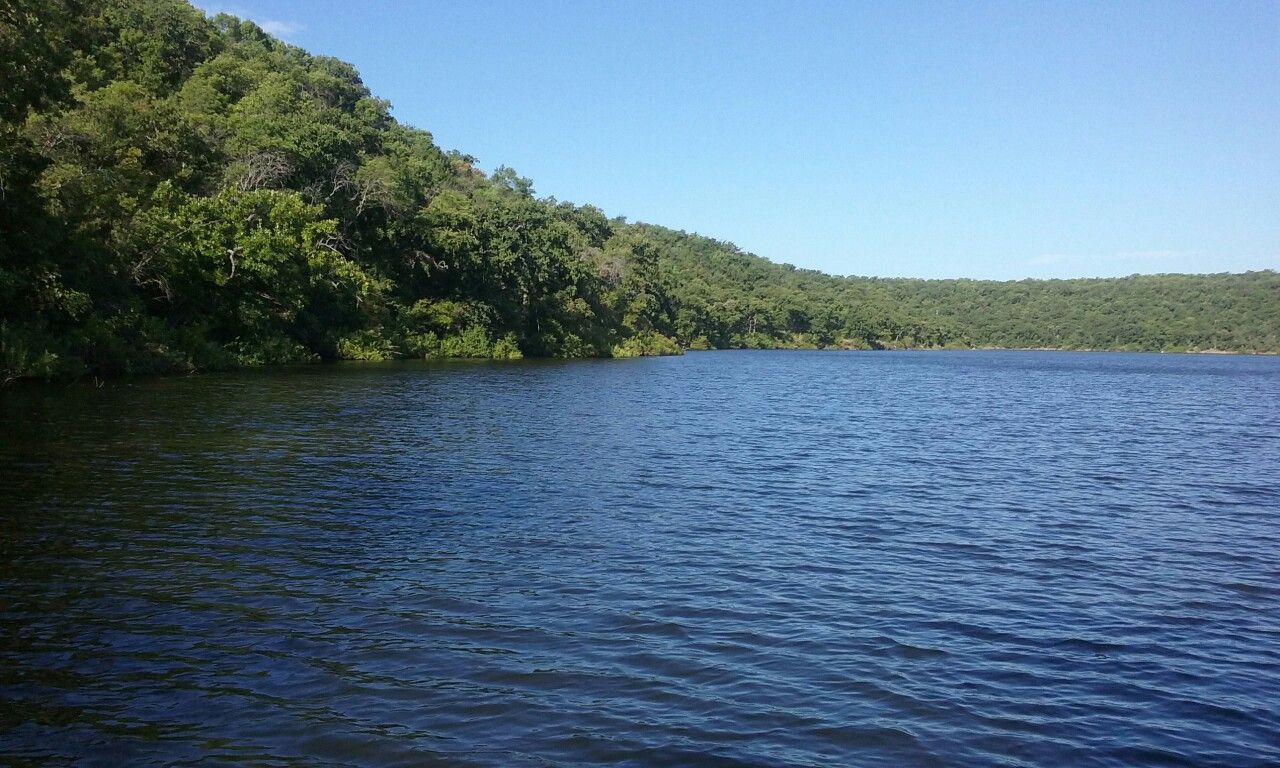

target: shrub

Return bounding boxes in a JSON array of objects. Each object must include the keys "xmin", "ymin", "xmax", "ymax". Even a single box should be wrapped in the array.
[{"xmin": 611, "ymin": 332, "xmax": 683, "ymax": 358}]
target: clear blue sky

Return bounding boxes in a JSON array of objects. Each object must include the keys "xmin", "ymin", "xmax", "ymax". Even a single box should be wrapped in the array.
[{"xmin": 200, "ymin": 0, "xmax": 1279, "ymax": 280}]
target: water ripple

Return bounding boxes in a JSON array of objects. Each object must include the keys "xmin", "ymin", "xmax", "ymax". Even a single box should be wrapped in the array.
[{"xmin": 2, "ymin": 350, "xmax": 1279, "ymax": 766}]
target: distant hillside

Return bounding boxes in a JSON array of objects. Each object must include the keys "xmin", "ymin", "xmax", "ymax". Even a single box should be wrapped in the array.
[
  {"xmin": 2, "ymin": 0, "xmax": 1277, "ymax": 383},
  {"xmin": 646, "ymin": 225, "xmax": 1279, "ymax": 353}
]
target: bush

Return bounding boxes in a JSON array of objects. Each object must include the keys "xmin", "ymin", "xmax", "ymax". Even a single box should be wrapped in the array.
[
  {"xmin": 438, "ymin": 326, "xmax": 494, "ymax": 358},
  {"xmin": 406, "ymin": 326, "xmax": 523, "ymax": 360},
  {"xmin": 611, "ymin": 332, "xmax": 683, "ymax": 358},
  {"xmin": 490, "ymin": 332, "xmax": 523, "ymax": 360},
  {"xmin": 335, "ymin": 329, "xmax": 395, "ymax": 361},
  {"xmin": 0, "ymin": 323, "xmax": 66, "ymax": 383},
  {"xmin": 226, "ymin": 336, "xmax": 317, "ymax": 367}
]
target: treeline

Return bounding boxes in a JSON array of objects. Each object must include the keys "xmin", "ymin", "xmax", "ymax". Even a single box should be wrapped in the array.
[
  {"xmin": 652, "ymin": 228, "xmax": 1279, "ymax": 353},
  {"xmin": 2, "ymin": 1, "xmax": 1277, "ymax": 383}
]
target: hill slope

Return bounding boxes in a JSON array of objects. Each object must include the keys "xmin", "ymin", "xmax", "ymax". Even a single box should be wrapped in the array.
[{"xmin": 2, "ymin": 0, "xmax": 1277, "ymax": 382}]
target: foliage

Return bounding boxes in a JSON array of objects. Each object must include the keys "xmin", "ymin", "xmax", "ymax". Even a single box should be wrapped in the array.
[
  {"xmin": 612, "ymin": 332, "xmax": 683, "ymax": 358},
  {"xmin": 2, "ymin": 0, "xmax": 1278, "ymax": 383}
]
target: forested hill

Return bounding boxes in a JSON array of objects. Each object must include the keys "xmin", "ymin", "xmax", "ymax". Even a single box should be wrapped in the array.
[{"xmin": 2, "ymin": 2, "xmax": 1278, "ymax": 383}]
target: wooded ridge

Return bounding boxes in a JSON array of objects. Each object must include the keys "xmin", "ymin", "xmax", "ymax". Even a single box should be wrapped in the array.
[{"xmin": 3, "ymin": 0, "xmax": 1277, "ymax": 383}]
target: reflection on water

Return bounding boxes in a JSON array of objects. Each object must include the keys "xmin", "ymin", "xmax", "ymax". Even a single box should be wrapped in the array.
[{"xmin": 2, "ymin": 351, "xmax": 1279, "ymax": 766}]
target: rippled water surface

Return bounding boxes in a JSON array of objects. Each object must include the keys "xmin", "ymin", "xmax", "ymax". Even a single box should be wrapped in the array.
[{"xmin": 2, "ymin": 351, "xmax": 1279, "ymax": 767}]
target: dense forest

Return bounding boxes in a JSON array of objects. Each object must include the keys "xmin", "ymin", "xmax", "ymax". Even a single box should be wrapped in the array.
[{"xmin": 2, "ymin": 0, "xmax": 1277, "ymax": 383}]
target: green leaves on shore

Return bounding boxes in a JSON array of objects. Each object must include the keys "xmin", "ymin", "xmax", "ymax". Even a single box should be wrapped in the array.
[{"xmin": 2, "ymin": 1, "xmax": 1277, "ymax": 382}]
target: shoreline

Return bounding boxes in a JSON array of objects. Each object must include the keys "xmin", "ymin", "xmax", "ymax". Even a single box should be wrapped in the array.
[
  {"xmin": 965, "ymin": 346, "xmax": 1276, "ymax": 356},
  {"xmin": 695, "ymin": 345, "xmax": 1277, "ymax": 356},
  {"xmin": 5, "ymin": 345, "xmax": 1277, "ymax": 389}
]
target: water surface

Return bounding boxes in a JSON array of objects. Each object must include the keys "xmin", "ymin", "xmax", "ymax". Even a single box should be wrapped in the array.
[{"xmin": 2, "ymin": 351, "xmax": 1279, "ymax": 766}]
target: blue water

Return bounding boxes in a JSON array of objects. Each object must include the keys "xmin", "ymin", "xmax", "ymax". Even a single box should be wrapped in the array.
[{"xmin": 2, "ymin": 351, "xmax": 1278, "ymax": 766}]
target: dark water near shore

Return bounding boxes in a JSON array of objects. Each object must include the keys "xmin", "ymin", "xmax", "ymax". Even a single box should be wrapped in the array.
[{"xmin": 2, "ymin": 350, "xmax": 1279, "ymax": 767}]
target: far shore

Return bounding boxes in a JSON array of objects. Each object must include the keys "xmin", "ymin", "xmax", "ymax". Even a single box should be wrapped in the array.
[{"xmin": 692, "ymin": 345, "xmax": 1278, "ymax": 357}]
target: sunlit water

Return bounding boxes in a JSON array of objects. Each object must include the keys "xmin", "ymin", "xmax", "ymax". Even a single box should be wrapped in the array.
[{"xmin": 2, "ymin": 351, "xmax": 1278, "ymax": 767}]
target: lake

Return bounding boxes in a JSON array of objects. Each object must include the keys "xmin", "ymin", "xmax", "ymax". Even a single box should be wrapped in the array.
[{"xmin": 2, "ymin": 350, "xmax": 1278, "ymax": 766}]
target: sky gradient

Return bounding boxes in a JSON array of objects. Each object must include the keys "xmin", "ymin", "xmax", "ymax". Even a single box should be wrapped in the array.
[{"xmin": 199, "ymin": 1, "xmax": 1279, "ymax": 280}]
